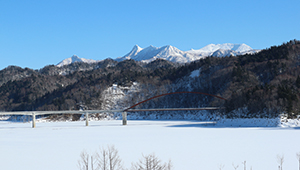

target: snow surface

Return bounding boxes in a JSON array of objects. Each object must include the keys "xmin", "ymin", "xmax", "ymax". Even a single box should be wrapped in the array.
[
  {"xmin": 190, "ymin": 69, "xmax": 201, "ymax": 78},
  {"xmin": 0, "ymin": 120, "xmax": 300, "ymax": 170}
]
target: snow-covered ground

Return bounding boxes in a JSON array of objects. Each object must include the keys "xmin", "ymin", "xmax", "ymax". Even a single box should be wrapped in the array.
[{"xmin": 0, "ymin": 120, "xmax": 299, "ymax": 170}]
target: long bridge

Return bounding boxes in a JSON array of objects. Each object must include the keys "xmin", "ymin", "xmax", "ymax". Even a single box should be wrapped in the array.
[{"xmin": 0, "ymin": 92, "xmax": 226, "ymax": 128}]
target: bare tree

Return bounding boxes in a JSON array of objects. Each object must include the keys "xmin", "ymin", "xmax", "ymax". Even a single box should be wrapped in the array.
[
  {"xmin": 78, "ymin": 151, "xmax": 98, "ymax": 170},
  {"xmin": 131, "ymin": 153, "xmax": 172, "ymax": 170},
  {"xmin": 96, "ymin": 145, "xmax": 124, "ymax": 170},
  {"xmin": 277, "ymin": 154, "xmax": 284, "ymax": 170},
  {"xmin": 232, "ymin": 163, "xmax": 239, "ymax": 170},
  {"xmin": 107, "ymin": 145, "xmax": 123, "ymax": 170},
  {"xmin": 166, "ymin": 160, "xmax": 173, "ymax": 170},
  {"xmin": 96, "ymin": 148, "xmax": 108, "ymax": 170},
  {"xmin": 242, "ymin": 161, "xmax": 246, "ymax": 170},
  {"xmin": 218, "ymin": 164, "xmax": 224, "ymax": 170},
  {"xmin": 296, "ymin": 152, "xmax": 300, "ymax": 170},
  {"xmin": 78, "ymin": 151, "xmax": 89, "ymax": 170},
  {"xmin": 78, "ymin": 146, "xmax": 173, "ymax": 170},
  {"xmin": 78, "ymin": 145, "xmax": 123, "ymax": 170},
  {"xmin": 90, "ymin": 155, "xmax": 96, "ymax": 170}
]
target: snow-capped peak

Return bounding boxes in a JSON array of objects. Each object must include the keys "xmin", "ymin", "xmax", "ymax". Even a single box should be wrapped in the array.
[
  {"xmin": 56, "ymin": 55, "xmax": 98, "ymax": 67},
  {"xmin": 116, "ymin": 45, "xmax": 200, "ymax": 63},
  {"xmin": 129, "ymin": 45, "xmax": 143, "ymax": 56}
]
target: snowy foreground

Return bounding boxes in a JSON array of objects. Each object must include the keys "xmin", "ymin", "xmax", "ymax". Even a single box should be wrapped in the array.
[{"xmin": 0, "ymin": 120, "xmax": 300, "ymax": 170}]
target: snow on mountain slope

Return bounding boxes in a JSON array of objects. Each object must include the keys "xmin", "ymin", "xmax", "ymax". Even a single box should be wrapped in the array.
[
  {"xmin": 56, "ymin": 55, "xmax": 98, "ymax": 67},
  {"xmin": 188, "ymin": 43, "xmax": 253, "ymax": 54},
  {"xmin": 187, "ymin": 43, "xmax": 261, "ymax": 57},
  {"xmin": 211, "ymin": 49, "xmax": 236, "ymax": 57},
  {"xmin": 117, "ymin": 43, "xmax": 259, "ymax": 64}
]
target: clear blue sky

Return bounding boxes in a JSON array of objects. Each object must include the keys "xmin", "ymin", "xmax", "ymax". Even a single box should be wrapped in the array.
[{"xmin": 1, "ymin": 0, "xmax": 299, "ymax": 70}]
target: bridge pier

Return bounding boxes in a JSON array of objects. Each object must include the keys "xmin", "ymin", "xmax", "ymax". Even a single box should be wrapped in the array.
[
  {"xmin": 122, "ymin": 112, "xmax": 127, "ymax": 125},
  {"xmin": 85, "ymin": 112, "xmax": 89, "ymax": 126},
  {"xmin": 32, "ymin": 112, "xmax": 36, "ymax": 128}
]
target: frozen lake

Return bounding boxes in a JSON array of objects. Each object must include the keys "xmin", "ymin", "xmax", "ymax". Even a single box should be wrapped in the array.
[{"xmin": 0, "ymin": 120, "xmax": 299, "ymax": 170}]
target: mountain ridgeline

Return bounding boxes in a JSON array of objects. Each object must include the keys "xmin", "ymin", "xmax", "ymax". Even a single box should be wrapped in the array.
[{"xmin": 1, "ymin": 40, "xmax": 300, "ymax": 119}]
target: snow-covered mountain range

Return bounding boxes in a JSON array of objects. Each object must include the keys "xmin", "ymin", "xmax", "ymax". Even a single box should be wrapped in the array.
[
  {"xmin": 56, "ymin": 55, "xmax": 98, "ymax": 67},
  {"xmin": 188, "ymin": 43, "xmax": 260, "ymax": 58},
  {"xmin": 116, "ymin": 43, "xmax": 259, "ymax": 63},
  {"xmin": 57, "ymin": 43, "xmax": 260, "ymax": 67},
  {"xmin": 116, "ymin": 43, "xmax": 260, "ymax": 63},
  {"xmin": 115, "ymin": 45, "xmax": 200, "ymax": 63}
]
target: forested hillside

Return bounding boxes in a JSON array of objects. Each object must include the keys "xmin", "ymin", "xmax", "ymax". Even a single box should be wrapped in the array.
[{"xmin": 1, "ymin": 40, "xmax": 300, "ymax": 119}]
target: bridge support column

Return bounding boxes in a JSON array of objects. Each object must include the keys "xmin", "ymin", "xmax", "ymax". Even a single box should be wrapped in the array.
[
  {"xmin": 32, "ymin": 112, "xmax": 36, "ymax": 128},
  {"xmin": 85, "ymin": 112, "xmax": 89, "ymax": 126},
  {"xmin": 122, "ymin": 112, "xmax": 127, "ymax": 125}
]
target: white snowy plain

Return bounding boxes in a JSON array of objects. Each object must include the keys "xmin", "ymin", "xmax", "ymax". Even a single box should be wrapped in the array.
[{"xmin": 0, "ymin": 120, "xmax": 300, "ymax": 170}]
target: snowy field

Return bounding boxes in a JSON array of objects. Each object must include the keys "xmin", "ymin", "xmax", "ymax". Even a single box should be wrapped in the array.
[{"xmin": 0, "ymin": 120, "xmax": 300, "ymax": 170}]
